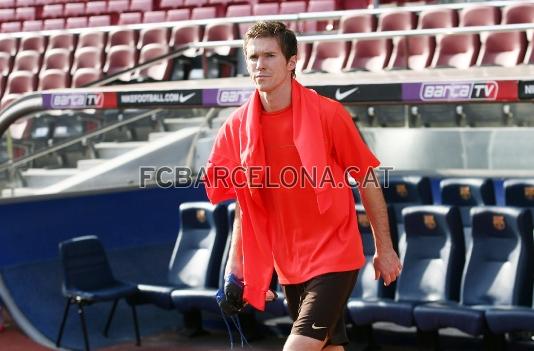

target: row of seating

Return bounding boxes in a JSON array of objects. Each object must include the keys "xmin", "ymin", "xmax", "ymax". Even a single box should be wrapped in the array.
[{"xmin": 56, "ymin": 195, "xmax": 534, "ymax": 350}]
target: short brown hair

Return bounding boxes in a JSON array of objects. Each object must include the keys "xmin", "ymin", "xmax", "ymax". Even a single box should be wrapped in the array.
[{"xmin": 244, "ymin": 21, "xmax": 298, "ymax": 77}]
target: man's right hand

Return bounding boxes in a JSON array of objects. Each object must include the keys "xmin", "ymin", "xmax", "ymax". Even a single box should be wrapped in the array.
[{"xmin": 217, "ymin": 273, "xmax": 245, "ymax": 315}]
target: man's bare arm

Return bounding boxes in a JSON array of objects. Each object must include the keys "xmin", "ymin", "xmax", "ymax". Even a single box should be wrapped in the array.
[
  {"xmin": 225, "ymin": 201, "xmax": 244, "ymax": 279},
  {"xmin": 359, "ymin": 174, "xmax": 402, "ymax": 286}
]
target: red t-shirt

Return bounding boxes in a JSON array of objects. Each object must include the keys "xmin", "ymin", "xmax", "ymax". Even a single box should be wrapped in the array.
[{"xmin": 261, "ymin": 104, "xmax": 368, "ymax": 284}]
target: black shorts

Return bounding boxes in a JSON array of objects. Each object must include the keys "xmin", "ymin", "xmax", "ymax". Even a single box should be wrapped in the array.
[{"xmin": 282, "ymin": 269, "xmax": 359, "ymax": 346}]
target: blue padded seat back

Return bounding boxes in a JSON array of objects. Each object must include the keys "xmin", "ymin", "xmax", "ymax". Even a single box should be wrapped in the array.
[
  {"xmin": 461, "ymin": 207, "xmax": 533, "ymax": 307},
  {"xmin": 59, "ymin": 235, "xmax": 116, "ymax": 292},
  {"xmin": 440, "ymin": 178, "xmax": 495, "ymax": 226},
  {"xmin": 352, "ymin": 204, "xmax": 398, "ymax": 299},
  {"xmin": 396, "ymin": 206, "xmax": 465, "ymax": 303},
  {"xmin": 383, "ymin": 176, "xmax": 432, "ymax": 224},
  {"xmin": 504, "ymin": 179, "xmax": 534, "ymax": 208},
  {"xmin": 168, "ymin": 202, "xmax": 229, "ymax": 290}
]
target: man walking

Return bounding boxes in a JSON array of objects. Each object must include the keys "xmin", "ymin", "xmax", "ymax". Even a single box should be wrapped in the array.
[{"xmin": 205, "ymin": 21, "xmax": 401, "ymax": 351}]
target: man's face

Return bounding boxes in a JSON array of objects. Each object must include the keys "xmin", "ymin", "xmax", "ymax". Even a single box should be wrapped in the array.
[{"xmin": 245, "ymin": 37, "xmax": 296, "ymax": 93}]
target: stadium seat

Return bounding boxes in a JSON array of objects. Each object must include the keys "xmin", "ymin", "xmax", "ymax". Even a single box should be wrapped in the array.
[
  {"xmin": 1, "ymin": 70, "xmax": 34, "ymax": 107},
  {"xmin": 119, "ymin": 12, "xmax": 142, "ymax": 25},
  {"xmin": 143, "ymin": 10, "xmax": 166, "ymax": 23},
  {"xmin": 478, "ymin": 32, "xmax": 527, "ymax": 67},
  {"xmin": 184, "ymin": 0, "xmax": 207, "ymax": 6},
  {"xmin": 72, "ymin": 47, "xmax": 103, "ymax": 74},
  {"xmin": 413, "ymin": 207, "xmax": 534, "ymax": 347},
  {"xmin": 440, "ymin": 178, "xmax": 495, "ymax": 252},
  {"xmin": 160, "ymin": 0, "xmax": 185, "ymax": 9},
  {"xmin": 42, "ymin": 3, "xmax": 63, "ymax": 18},
  {"xmin": 88, "ymin": 15, "xmax": 111, "ymax": 27},
  {"xmin": 13, "ymin": 50, "xmax": 41, "ymax": 75},
  {"xmin": 348, "ymin": 205, "xmax": 464, "ymax": 340},
  {"xmin": 86, "ymin": 0, "xmax": 107, "ymax": 16},
  {"xmin": 15, "ymin": 6, "xmax": 35, "ymax": 20},
  {"xmin": 0, "ymin": 37, "xmax": 18, "ymax": 56},
  {"xmin": 130, "ymin": 0, "xmax": 153, "ymax": 12},
  {"xmin": 0, "ymin": 52, "xmax": 11, "ymax": 76},
  {"xmin": 191, "ymin": 6, "xmax": 216, "ymax": 19},
  {"xmin": 108, "ymin": 0, "xmax": 129, "ymax": 14},
  {"xmin": 43, "ymin": 18, "xmax": 65, "ymax": 30},
  {"xmin": 16, "ymin": 0, "xmax": 33, "ymax": 6},
  {"xmin": 348, "ymin": 205, "xmax": 398, "ymax": 326},
  {"xmin": 460, "ymin": 5, "xmax": 500, "ymax": 27},
  {"xmin": 22, "ymin": 19, "xmax": 42, "ymax": 31},
  {"xmin": 431, "ymin": 33, "xmax": 480, "ymax": 69},
  {"xmin": 20, "ymin": 35, "xmax": 45, "ymax": 52},
  {"xmin": 0, "ymin": 8, "xmax": 15, "ymax": 22},
  {"xmin": 106, "ymin": 29, "xmax": 136, "ymax": 51},
  {"xmin": 134, "ymin": 202, "xmax": 228, "ymax": 312},
  {"xmin": 0, "ymin": 0, "xmax": 14, "ymax": 8},
  {"xmin": 226, "ymin": 4, "xmax": 252, "ymax": 38},
  {"xmin": 202, "ymin": 22, "xmax": 237, "ymax": 78},
  {"xmin": 72, "ymin": 67, "xmax": 102, "ymax": 88},
  {"xmin": 304, "ymin": 0, "xmax": 336, "ymax": 33},
  {"xmin": 170, "ymin": 25, "xmax": 202, "ymax": 59},
  {"xmin": 138, "ymin": 28, "xmax": 169, "ymax": 49},
  {"xmin": 65, "ymin": 16, "xmax": 88, "ymax": 29},
  {"xmin": 502, "ymin": 2, "xmax": 534, "ymax": 24},
  {"xmin": 503, "ymin": 179, "xmax": 534, "ymax": 209},
  {"xmin": 55, "ymin": 236, "xmax": 141, "ymax": 351},
  {"xmin": 345, "ymin": 11, "xmax": 415, "ymax": 72},
  {"xmin": 77, "ymin": 31, "xmax": 106, "ymax": 50},
  {"xmin": 305, "ymin": 40, "xmax": 348, "ymax": 73},
  {"xmin": 1, "ymin": 21, "xmax": 21, "ymax": 33},
  {"xmin": 253, "ymin": 3, "xmax": 279, "ymax": 16},
  {"xmin": 41, "ymin": 48, "xmax": 71, "ymax": 73},
  {"xmin": 103, "ymin": 45, "xmax": 136, "ymax": 79},
  {"xmin": 38, "ymin": 68, "xmax": 68, "ymax": 90},
  {"xmin": 279, "ymin": 1, "xmax": 306, "ymax": 32},
  {"xmin": 64, "ymin": 2, "xmax": 85, "ymax": 18},
  {"xmin": 137, "ymin": 43, "xmax": 169, "ymax": 81},
  {"xmin": 166, "ymin": 8, "xmax": 190, "ymax": 21},
  {"xmin": 47, "ymin": 33, "xmax": 75, "ymax": 51},
  {"xmin": 391, "ymin": 8, "xmax": 457, "ymax": 70}
]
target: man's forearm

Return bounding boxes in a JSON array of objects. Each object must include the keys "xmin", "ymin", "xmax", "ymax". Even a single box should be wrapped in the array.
[
  {"xmin": 225, "ymin": 201, "xmax": 244, "ymax": 278},
  {"xmin": 359, "ymin": 184, "xmax": 394, "ymax": 253}
]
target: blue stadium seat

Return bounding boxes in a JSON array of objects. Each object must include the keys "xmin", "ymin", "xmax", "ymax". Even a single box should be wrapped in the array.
[
  {"xmin": 504, "ymin": 179, "xmax": 534, "ymax": 209},
  {"xmin": 413, "ymin": 207, "xmax": 533, "ymax": 346},
  {"xmin": 440, "ymin": 177, "xmax": 495, "ymax": 252},
  {"xmin": 56, "ymin": 235, "xmax": 140, "ymax": 351},
  {"xmin": 348, "ymin": 206, "xmax": 464, "ymax": 335},
  {"xmin": 134, "ymin": 202, "xmax": 229, "ymax": 310},
  {"xmin": 383, "ymin": 175, "xmax": 433, "ymax": 254}
]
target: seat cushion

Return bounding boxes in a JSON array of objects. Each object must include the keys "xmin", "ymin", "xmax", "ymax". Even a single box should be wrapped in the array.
[
  {"xmin": 347, "ymin": 298, "xmax": 416, "ymax": 327},
  {"xmin": 171, "ymin": 288, "xmax": 219, "ymax": 313},
  {"xmin": 413, "ymin": 302, "xmax": 489, "ymax": 335},
  {"xmin": 486, "ymin": 306, "xmax": 534, "ymax": 334},
  {"xmin": 134, "ymin": 284, "xmax": 177, "ymax": 309},
  {"xmin": 65, "ymin": 282, "xmax": 137, "ymax": 302}
]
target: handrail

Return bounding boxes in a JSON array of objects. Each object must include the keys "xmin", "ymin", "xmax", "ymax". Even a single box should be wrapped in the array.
[{"xmin": 0, "ymin": 0, "xmax": 531, "ymax": 40}]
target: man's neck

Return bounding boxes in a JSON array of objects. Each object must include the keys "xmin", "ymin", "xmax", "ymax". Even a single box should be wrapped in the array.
[{"xmin": 259, "ymin": 79, "xmax": 292, "ymax": 112}]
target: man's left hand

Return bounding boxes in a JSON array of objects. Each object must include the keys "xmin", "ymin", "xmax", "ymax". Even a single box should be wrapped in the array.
[{"xmin": 373, "ymin": 248, "xmax": 402, "ymax": 286}]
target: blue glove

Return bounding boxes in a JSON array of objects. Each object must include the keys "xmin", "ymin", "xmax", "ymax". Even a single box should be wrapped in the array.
[{"xmin": 216, "ymin": 273, "xmax": 245, "ymax": 315}]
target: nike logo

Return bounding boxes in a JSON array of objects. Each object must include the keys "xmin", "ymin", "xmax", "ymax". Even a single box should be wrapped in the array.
[
  {"xmin": 311, "ymin": 323, "xmax": 327, "ymax": 330},
  {"xmin": 335, "ymin": 87, "xmax": 359, "ymax": 101},
  {"xmin": 179, "ymin": 92, "xmax": 196, "ymax": 103}
]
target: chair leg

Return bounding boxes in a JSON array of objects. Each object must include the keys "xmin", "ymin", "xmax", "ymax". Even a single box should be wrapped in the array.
[
  {"xmin": 56, "ymin": 298, "xmax": 71, "ymax": 348},
  {"xmin": 130, "ymin": 304, "xmax": 141, "ymax": 346},
  {"xmin": 77, "ymin": 303, "xmax": 90, "ymax": 351},
  {"xmin": 103, "ymin": 299, "xmax": 119, "ymax": 337}
]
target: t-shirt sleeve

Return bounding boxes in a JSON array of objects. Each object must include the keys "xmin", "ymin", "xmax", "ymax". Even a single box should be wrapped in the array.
[
  {"xmin": 330, "ymin": 103, "xmax": 380, "ymax": 184},
  {"xmin": 204, "ymin": 123, "xmax": 238, "ymax": 204}
]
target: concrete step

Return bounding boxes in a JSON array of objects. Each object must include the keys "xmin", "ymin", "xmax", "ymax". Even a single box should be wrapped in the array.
[
  {"xmin": 1, "ymin": 187, "xmax": 39, "ymax": 198},
  {"xmin": 94, "ymin": 142, "xmax": 147, "ymax": 159},
  {"xmin": 21, "ymin": 168, "xmax": 80, "ymax": 188},
  {"xmin": 164, "ymin": 117, "xmax": 205, "ymax": 132},
  {"xmin": 76, "ymin": 159, "xmax": 106, "ymax": 171}
]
